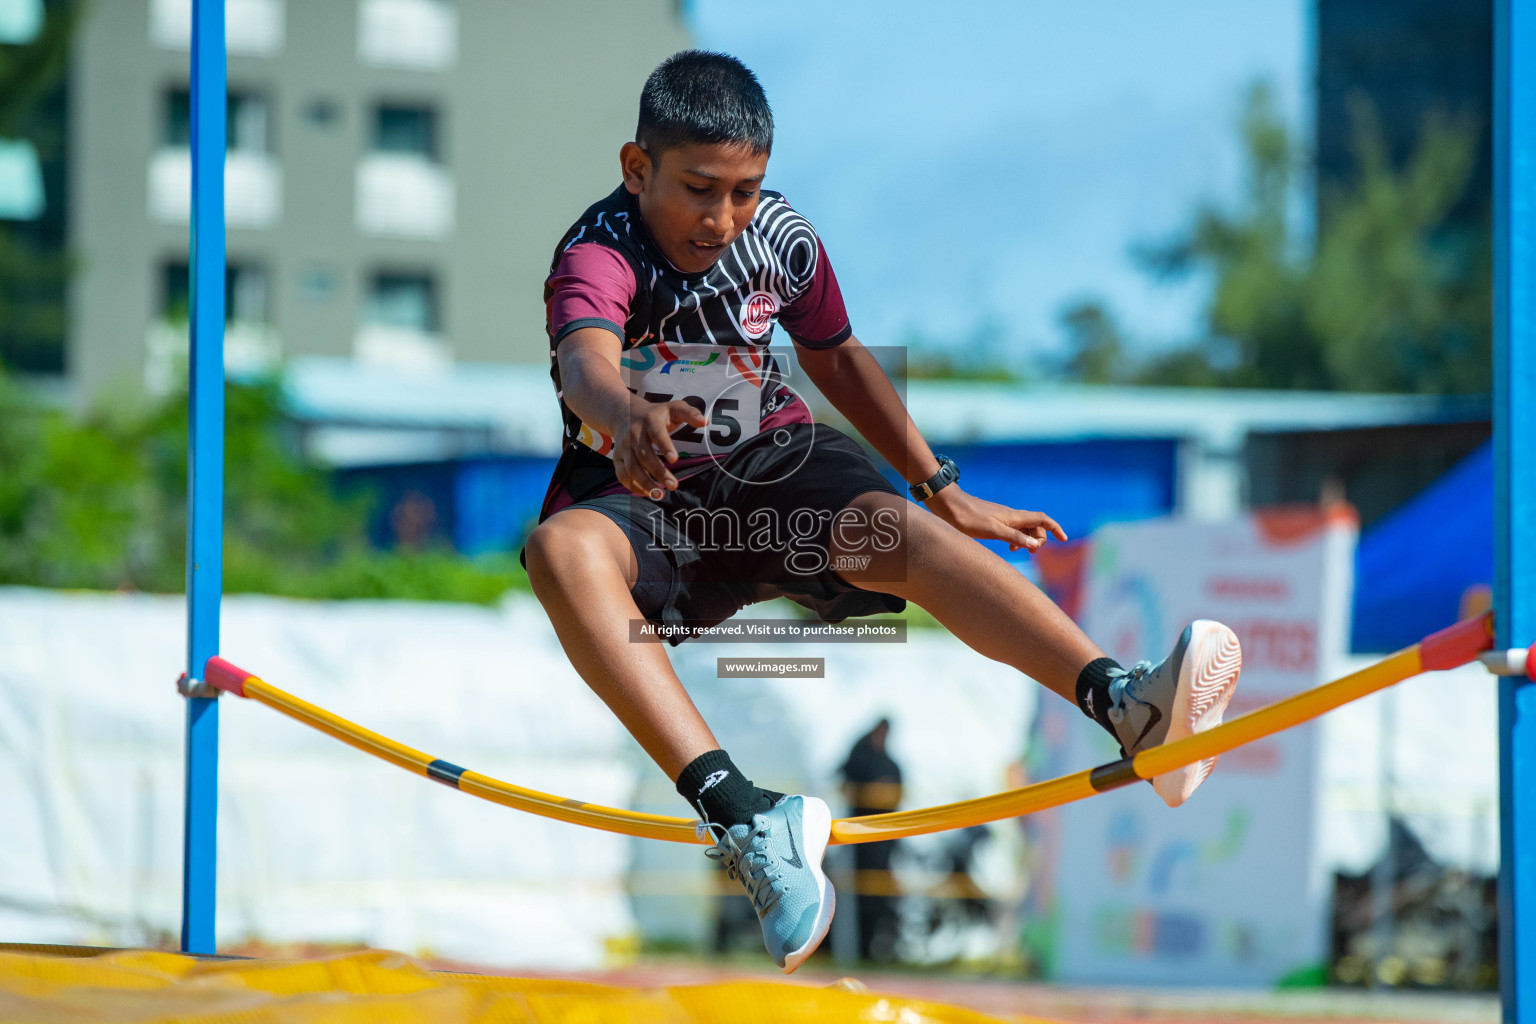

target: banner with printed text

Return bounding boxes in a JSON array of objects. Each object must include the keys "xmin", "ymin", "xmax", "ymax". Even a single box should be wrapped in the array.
[{"xmin": 1032, "ymin": 510, "xmax": 1356, "ymax": 986}]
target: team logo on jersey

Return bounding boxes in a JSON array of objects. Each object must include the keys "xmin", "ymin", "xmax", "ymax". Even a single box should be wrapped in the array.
[
  {"xmin": 739, "ymin": 291, "xmax": 779, "ymax": 339},
  {"xmin": 660, "ymin": 351, "xmax": 719, "ymax": 375}
]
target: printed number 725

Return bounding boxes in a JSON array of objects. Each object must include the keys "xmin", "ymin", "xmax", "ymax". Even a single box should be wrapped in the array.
[{"xmin": 634, "ymin": 390, "xmax": 743, "ymax": 447}]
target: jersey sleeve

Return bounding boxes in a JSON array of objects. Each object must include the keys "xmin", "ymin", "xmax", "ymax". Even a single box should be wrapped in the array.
[
  {"xmin": 546, "ymin": 242, "xmax": 638, "ymax": 346},
  {"xmin": 778, "ymin": 234, "xmax": 853, "ymax": 349}
]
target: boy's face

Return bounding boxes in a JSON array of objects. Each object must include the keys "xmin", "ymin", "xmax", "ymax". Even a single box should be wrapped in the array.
[{"xmin": 621, "ymin": 140, "xmax": 769, "ymax": 274}]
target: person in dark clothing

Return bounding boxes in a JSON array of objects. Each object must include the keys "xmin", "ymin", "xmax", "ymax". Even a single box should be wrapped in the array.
[{"xmin": 840, "ymin": 719, "xmax": 904, "ymax": 961}]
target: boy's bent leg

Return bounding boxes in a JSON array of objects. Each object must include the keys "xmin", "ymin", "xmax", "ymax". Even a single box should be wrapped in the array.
[
  {"xmin": 523, "ymin": 508, "xmax": 719, "ymax": 778},
  {"xmin": 526, "ymin": 508, "xmax": 787, "ymax": 824},
  {"xmin": 527, "ymin": 506, "xmax": 837, "ymax": 972}
]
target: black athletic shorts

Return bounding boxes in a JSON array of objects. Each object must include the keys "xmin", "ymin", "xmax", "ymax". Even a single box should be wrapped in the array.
[{"xmin": 549, "ymin": 422, "xmax": 907, "ymax": 646}]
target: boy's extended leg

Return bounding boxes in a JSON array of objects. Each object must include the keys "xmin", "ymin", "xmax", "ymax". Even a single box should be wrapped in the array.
[
  {"xmin": 833, "ymin": 495, "xmax": 1103, "ymax": 704},
  {"xmin": 834, "ymin": 491, "xmax": 1241, "ymax": 807}
]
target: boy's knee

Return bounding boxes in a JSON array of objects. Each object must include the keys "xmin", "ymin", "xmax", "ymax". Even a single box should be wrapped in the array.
[
  {"xmin": 833, "ymin": 490, "xmax": 915, "ymax": 555},
  {"xmin": 524, "ymin": 512, "xmax": 634, "ymax": 589},
  {"xmin": 524, "ymin": 517, "xmax": 585, "ymax": 578},
  {"xmin": 835, "ymin": 490, "xmax": 961, "ymax": 566}
]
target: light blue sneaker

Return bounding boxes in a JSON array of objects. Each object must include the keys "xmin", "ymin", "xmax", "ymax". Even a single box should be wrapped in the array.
[{"xmin": 700, "ymin": 794, "xmax": 836, "ymax": 973}]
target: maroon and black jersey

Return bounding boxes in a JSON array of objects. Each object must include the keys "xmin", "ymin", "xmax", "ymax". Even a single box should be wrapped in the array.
[{"xmin": 536, "ymin": 185, "xmax": 854, "ymax": 520}]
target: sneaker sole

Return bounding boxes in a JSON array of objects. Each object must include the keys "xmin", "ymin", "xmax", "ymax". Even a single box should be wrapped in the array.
[
  {"xmin": 1151, "ymin": 620, "xmax": 1241, "ymax": 808},
  {"xmin": 781, "ymin": 796, "xmax": 836, "ymax": 974}
]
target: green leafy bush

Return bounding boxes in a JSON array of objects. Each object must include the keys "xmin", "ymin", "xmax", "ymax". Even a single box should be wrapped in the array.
[{"xmin": 0, "ymin": 372, "xmax": 528, "ymax": 604}]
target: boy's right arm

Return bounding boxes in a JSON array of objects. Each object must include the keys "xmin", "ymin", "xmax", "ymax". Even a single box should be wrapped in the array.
[{"xmin": 556, "ymin": 328, "xmax": 707, "ymax": 499}]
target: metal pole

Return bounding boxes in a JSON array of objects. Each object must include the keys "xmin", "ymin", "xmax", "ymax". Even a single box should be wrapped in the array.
[
  {"xmin": 1370, "ymin": 691, "xmax": 1395, "ymax": 987},
  {"xmin": 1495, "ymin": 0, "xmax": 1535, "ymax": 1018},
  {"xmin": 179, "ymin": 0, "xmax": 225, "ymax": 956}
]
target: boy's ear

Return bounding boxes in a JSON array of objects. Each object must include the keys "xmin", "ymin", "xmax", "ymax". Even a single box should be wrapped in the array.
[{"xmin": 620, "ymin": 142, "xmax": 652, "ymax": 195}]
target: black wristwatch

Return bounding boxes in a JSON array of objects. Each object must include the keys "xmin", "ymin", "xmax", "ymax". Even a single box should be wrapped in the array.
[{"xmin": 909, "ymin": 455, "xmax": 960, "ymax": 502}]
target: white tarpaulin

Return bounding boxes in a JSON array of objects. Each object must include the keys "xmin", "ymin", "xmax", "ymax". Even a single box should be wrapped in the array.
[
  {"xmin": 0, "ymin": 587, "xmax": 1035, "ymax": 966},
  {"xmin": 0, "ymin": 588, "xmax": 635, "ymax": 965},
  {"xmin": 1314, "ymin": 658, "xmax": 1500, "ymax": 878},
  {"xmin": 0, "ymin": 580, "xmax": 1496, "ymax": 974}
]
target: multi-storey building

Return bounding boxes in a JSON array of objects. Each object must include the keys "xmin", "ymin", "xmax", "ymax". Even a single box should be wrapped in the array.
[
  {"xmin": 1315, "ymin": 0, "xmax": 1492, "ymax": 230},
  {"xmin": 59, "ymin": 0, "xmax": 687, "ymax": 402}
]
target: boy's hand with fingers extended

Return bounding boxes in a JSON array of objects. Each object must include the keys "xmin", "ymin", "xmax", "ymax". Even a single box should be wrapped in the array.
[
  {"xmin": 923, "ymin": 486, "xmax": 1068, "ymax": 552},
  {"xmin": 613, "ymin": 396, "xmax": 707, "ymax": 500}
]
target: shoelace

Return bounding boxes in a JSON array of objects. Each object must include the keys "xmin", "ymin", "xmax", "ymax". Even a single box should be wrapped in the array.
[
  {"xmin": 703, "ymin": 820, "xmax": 785, "ymax": 915},
  {"xmin": 1107, "ymin": 659, "xmax": 1155, "ymax": 725}
]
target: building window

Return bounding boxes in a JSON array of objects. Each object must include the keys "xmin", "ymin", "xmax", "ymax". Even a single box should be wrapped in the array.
[
  {"xmin": 0, "ymin": 0, "xmax": 41, "ymax": 45},
  {"xmin": 150, "ymin": 0, "xmax": 285, "ymax": 57},
  {"xmin": 372, "ymin": 104, "xmax": 438, "ymax": 162},
  {"xmin": 151, "ymin": 88, "xmax": 282, "ymax": 228},
  {"xmin": 148, "ymin": 259, "xmax": 280, "ymax": 392},
  {"xmin": 230, "ymin": 91, "xmax": 273, "ymax": 155},
  {"xmin": 356, "ymin": 271, "xmax": 450, "ymax": 370},
  {"xmin": 0, "ymin": 139, "xmax": 43, "ymax": 220},
  {"xmin": 161, "ymin": 261, "xmax": 270, "ymax": 325},
  {"xmin": 356, "ymin": 104, "xmax": 453, "ymax": 238},
  {"xmin": 163, "ymin": 88, "xmax": 273, "ymax": 154},
  {"xmin": 364, "ymin": 272, "xmax": 437, "ymax": 334},
  {"xmin": 357, "ymin": 0, "xmax": 456, "ymax": 72},
  {"xmin": 163, "ymin": 89, "xmax": 189, "ymax": 148}
]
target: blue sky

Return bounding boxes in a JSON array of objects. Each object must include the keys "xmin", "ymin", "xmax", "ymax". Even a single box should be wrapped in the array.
[{"xmin": 689, "ymin": 1, "xmax": 1309, "ymax": 367}]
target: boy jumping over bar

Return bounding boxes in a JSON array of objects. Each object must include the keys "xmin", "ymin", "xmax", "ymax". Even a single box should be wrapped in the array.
[{"xmin": 521, "ymin": 51, "xmax": 1242, "ymax": 973}]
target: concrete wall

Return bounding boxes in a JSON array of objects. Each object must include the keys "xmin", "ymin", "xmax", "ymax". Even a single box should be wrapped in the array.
[{"xmin": 67, "ymin": 0, "xmax": 689, "ymax": 403}]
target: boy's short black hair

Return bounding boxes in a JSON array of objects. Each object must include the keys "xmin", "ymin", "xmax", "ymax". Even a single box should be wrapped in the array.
[{"xmin": 637, "ymin": 50, "xmax": 773, "ymax": 159}]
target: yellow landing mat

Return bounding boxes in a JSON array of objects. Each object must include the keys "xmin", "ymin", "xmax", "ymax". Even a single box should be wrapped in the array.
[{"xmin": 0, "ymin": 947, "xmax": 1058, "ymax": 1024}]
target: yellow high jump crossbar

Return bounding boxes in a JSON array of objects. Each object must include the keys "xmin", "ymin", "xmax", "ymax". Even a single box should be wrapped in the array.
[{"xmin": 203, "ymin": 612, "xmax": 1495, "ymax": 846}]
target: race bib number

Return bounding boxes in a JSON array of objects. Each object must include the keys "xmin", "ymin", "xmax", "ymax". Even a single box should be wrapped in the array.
[{"xmin": 576, "ymin": 342, "xmax": 770, "ymax": 460}]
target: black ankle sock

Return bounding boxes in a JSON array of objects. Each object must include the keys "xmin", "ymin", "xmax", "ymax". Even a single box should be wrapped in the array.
[
  {"xmin": 676, "ymin": 749, "xmax": 777, "ymax": 828},
  {"xmin": 1075, "ymin": 657, "xmax": 1123, "ymax": 739}
]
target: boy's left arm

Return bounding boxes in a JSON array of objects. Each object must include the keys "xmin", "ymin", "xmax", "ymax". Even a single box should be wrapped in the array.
[{"xmin": 795, "ymin": 335, "xmax": 1068, "ymax": 553}]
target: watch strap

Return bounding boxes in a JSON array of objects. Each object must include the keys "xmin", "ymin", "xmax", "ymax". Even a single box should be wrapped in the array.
[{"xmin": 909, "ymin": 455, "xmax": 960, "ymax": 502}]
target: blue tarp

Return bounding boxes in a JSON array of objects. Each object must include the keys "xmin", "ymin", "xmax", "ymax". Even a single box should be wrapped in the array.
[
  {"xmin": 454, "ymin": 457, "xmax": 561, "ymax": 555},
  {"xmin": 342, "ymin": 439, "xmax": 1180, "ymax": 564},
  {"xmin": 1351, "ymin": 441, "xmax": 1494, "ymax": 653},
  {"xmin": 337, "ymin": 457, "xmax": 559, "ymax": 556},
  {"xmin": 880, "ymin": 438, "xmax": 1181, "ymax": 554},
  {"xmin": 339, "ymin": 437, "xmax": 1491, "ymax": 655},
  {"xmin": 450, "ymin": 440, "xmax": 1179, "ymax": 561}
]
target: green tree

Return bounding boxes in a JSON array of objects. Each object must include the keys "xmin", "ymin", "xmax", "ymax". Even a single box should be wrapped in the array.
[
  {"xmin": 903, "ymin": 315, "xmax": 1023, "ymax": 382},
  {"xmin": 1304, "ymin": 101, "xmax": 1490, "ymax": 393},
  {"xmin": 0, "ymin": 370, "xmax": 147, "ymax": 587},
  {"xmin": 0, "ymin": 372, "xmax": 525, "ymax": 602},
  {"xmin": 1065, "ymin": 82, "xmax": 1490, "ymax": 394},
  {"xmin": 1057, "ymin": 300, "xmax": 1127, "ymax": 384}
]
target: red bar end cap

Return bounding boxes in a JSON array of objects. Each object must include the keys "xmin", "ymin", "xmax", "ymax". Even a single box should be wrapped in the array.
[
  {"xmin": 1420, "ymin": 612, "xmax": 1496, "ymax": 672},
  {"xmin": 203, "ymin": 656, "xmax": 252, "ymax": 698}
]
